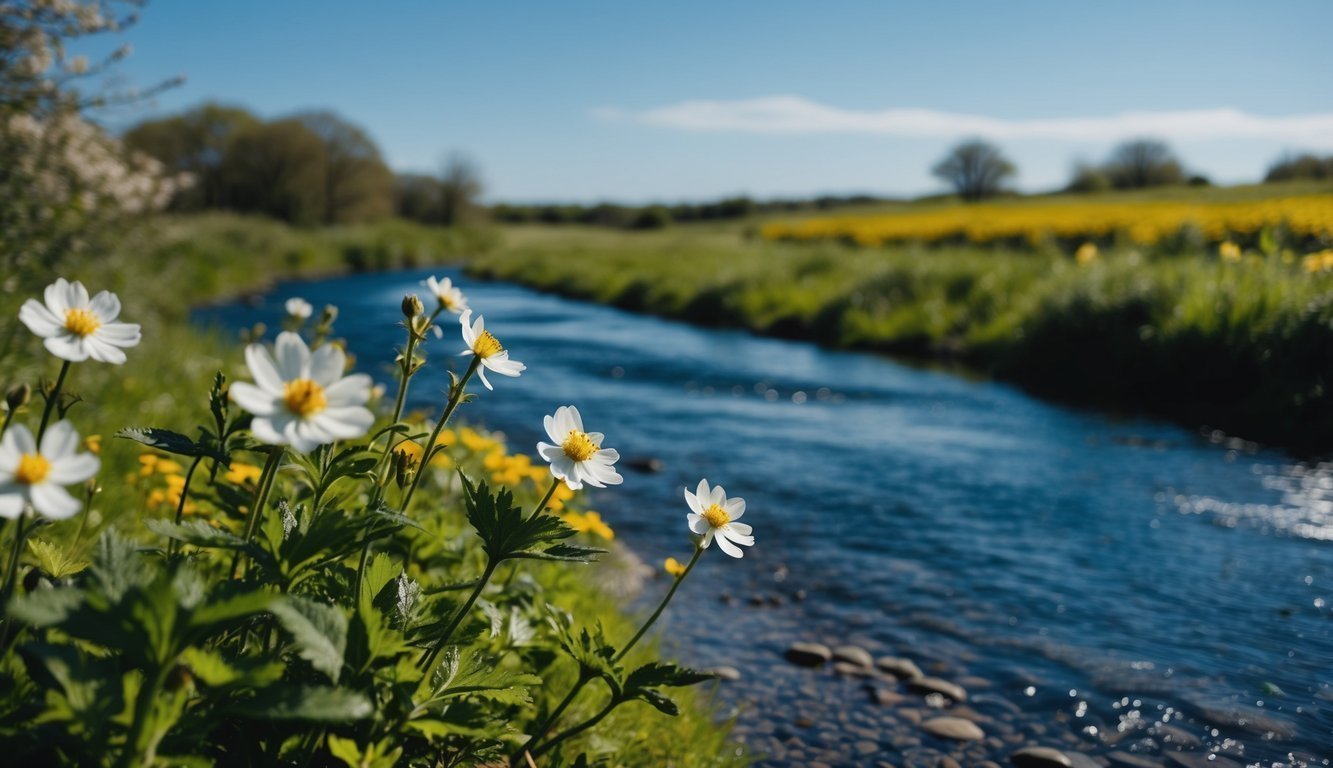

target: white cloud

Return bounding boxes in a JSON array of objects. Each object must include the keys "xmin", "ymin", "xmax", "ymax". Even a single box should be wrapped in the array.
[{"xmin": 594, "ymin": 96, "xmax": 1333, "ymax": 147}]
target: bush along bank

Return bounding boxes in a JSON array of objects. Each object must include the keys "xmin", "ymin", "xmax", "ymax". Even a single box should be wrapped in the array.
[{"xmin": 0, "ymin": 274, "xmax": 749, "ymax": 767}]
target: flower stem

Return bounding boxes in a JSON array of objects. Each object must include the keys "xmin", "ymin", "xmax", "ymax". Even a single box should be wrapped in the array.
[
  {"xmin": 0, "ymin": 407, "xmax": 15, "ymax": 440},
  {"xmin": 232, "ymin": 447, "xmax": 284, "ymax": 578},
  {"xmin": 615, "ymin": 544, "xmax": 703, "ymax": 662},
  {"xmin": 530, "ymin": 478, "xmax": 561, "ymax": 520},
  {"xmin": 118, "ymin": 664, "xmax": 172, "ymax": 768},
  {"xmin": 529, "ymin": 700, "xmax": 616, "ymax": 759},
  {"xmin": 512, "ymin": 672, "xmax": 591, "ymax": 766},
  {"xmin": 36, "ymin": 359, "xmax": 71, "ymax": 440},
  {"xmin": 0, "ymin": 512, "xmax": 30, "ymax": 654},
  {"xmin": 418, "ymin": 557, "xmax": 497, "ymax": 674},
  {"xmin": 167, "ymin": 456, "xmax": 204, "ymax": 559},
  {"xmin": 401, "ymin": 356, "xmax": 479, "ymax": 511}
]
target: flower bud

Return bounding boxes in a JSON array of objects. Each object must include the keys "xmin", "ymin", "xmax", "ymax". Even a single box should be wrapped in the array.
[
  {"xmin": 5, "ymin": 382, "xmax": 31, "ymax": 411},
  {"xmin": 402, "ymin": 293, "xmax": 424, "ymax": 319},
  {"xmin": 320, "ymin": 305, "xmax": 339, "ymax": 325}
]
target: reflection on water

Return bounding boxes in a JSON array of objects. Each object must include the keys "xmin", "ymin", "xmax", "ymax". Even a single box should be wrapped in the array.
[{"xmin": 197, "ymin": 268, "xmax": 1333, "ymax": 766}]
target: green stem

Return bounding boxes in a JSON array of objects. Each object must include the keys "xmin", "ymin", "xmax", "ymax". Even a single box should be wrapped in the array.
[
  {"xmin": 529, "ymin": 700, "xmax": 616, "ymax": 759},
  {"xmin": 374, "ymin": 326, "xmax": 424, "ymax": 488},
  {"xmin": 512, "ymin": 672, "xmax": 591, "ymax": 766},
  {"xmin": 0, "ymin": 512, "xmax": 29, "ymax": 654},
  {"xmin": 167, "ymin": 456, "xmax": 204, "ymax": 559},
  {"xmin": 530, "ymin": 478, "xmax": 561, "ymax": 520},
  {"xmin": 37, "ymin": 359, "xmax": 71, "ymax": 440},
  {"xmin": 118, "ymin": 664, "xmax": 172, "ymax": 768},
  {"xmin": 615, "ymin": 544, "xmax": 703, "ymax": 662},
  {"xmin": 0, "ymin": 407, "xmax": 15, "ymax": 440},
  {"xmin": 418, "ymin": 557, "xmax": 496, "ymax": 674},
  {"xmin": 232, "ymin": 447, "xmax": 284, "ymax": 578},
  {"xmin": 401, "ymin": 356, "xmax": 480, "ymax": 511}
]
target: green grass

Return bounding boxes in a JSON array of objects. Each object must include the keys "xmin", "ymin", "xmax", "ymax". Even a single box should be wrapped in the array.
[
  {"xmin": 470, "ymin": 210, "xmax": 1333, "ymax": 451},
  {"xmin": 0, "ymin": 212, "xmax": 744, "ymax": 767}
]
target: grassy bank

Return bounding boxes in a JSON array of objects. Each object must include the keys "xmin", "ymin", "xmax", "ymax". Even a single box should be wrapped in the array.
[
  {"xmin": 470, "ymin": 201, "xmax": 1333, "ymax": 452},
  {"xmin": 0, "ymin": 213, "xmax": 742, "ymax": 766}
]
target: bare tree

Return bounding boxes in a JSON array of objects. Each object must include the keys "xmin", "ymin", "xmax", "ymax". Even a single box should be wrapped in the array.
[
  {"xmin": 438, "ymin": 153, "xmax": 483, "ymax": 226},
  {"xmin": 1103, "ymin": 139, "xmax": 1184, "ymax": 189},
  {"xmin": 931, "ymin": 139, "xmax": 1015, "ymax": 202},
  {"xmin": 295, "ymin": 110, "xmax": 393, "ymax": 224}
]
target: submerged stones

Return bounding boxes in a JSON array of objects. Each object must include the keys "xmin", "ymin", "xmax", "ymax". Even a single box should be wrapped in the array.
[
  {"xmin": 785, "ymin": 642, "xmax": 833, "ymax": 667},
  {"xmin": 877, "ymin": 656, "xmax": 924, "ymax": 680},
  {"xmin": 922, "ymin": 716, "xmax": 985, "ymax": 741},
  {"xmin": 907, "ymin": 676, "xmax": 968, "ymax": 703},
  {"xmin": 1010, "ymin": 746, "xmax": 1074, "ymax": 768}
]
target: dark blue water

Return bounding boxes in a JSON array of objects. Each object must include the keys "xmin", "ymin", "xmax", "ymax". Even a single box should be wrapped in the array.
[{"xmin": 198, "ymin": 268, "xmax": 1333, "ymax": 766}]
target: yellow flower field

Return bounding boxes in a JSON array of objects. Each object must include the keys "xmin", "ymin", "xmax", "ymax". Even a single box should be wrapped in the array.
[{"xmin": 761, "ymin": 194, "xmax": 1333, "ymax": 249}]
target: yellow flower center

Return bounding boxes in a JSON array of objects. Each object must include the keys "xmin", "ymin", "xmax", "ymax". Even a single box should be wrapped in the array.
[
  {"xmin": 14, "ymin": 453, "xmax": 51, "ymax": 485},
  {"xmin": 64, "ymin": 308, "xmax": 101, "ymax": 337},
  {"xmin": 282, "ymin": 379, "xmax": 327, "ymax": 417},
  {"xmin": 472, "ymin": 330, "xmax": 503, "ymax": 358},
  {"xmin": 702, "ymin": 503, "xmax": 731, "ymax": 528},
  {"xmin": 561, "ymin": 430, "xmax": 599, "ymax": 462}
]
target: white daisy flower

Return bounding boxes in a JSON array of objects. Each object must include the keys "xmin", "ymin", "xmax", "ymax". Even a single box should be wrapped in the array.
[
  {"xmin": 458, "ymin": 309, "xmax": 525, "ymax": 390},
  {"xmin": 229, "ymin": 331, "xmax": 375, "ymax": 453},
  {"xmin": 18, "ymin": 278, "xmax": 141, "ymax": 364},
  {"xmin": 536, "ymin": 405, "xmax": 622, "ymax": 491},
  {"xmin": 685, "ymin": 479, "xmax": 754, "ymax": 558},
  {"xmin": 0, "ymin": 421, "xmax": 99, "ymax": 520},
  {"xmin": 285, "ymin": 297, "xmax": 313, "ymax": 321},
  {"xmin": 422, "ymin": 275, "xmax": 468, "ymax": 314}
]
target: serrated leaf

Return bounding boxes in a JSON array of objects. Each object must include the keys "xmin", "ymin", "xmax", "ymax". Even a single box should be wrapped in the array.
[
  {"xmin": 187, "ymin": 589, "xmax": 274, "ymax": 630},
  {"xmin": 147, "ymin": 519, "xmax": 247, "ymax": 549},
  {"xmin": 359, "ymin": 553, "xmax": 397, "ymax": 607},
  {"xmin": 115, "ymin": 427, "xmax": 226, "ymax": 461},
  {"xmin": 229, "ymin": 686, "xmax": 372, "ymax": 721},
  {"xmin": 26, "ymin": 538, "xmax": 89, "ymax": 579},
  {"xmin": 6, "ymin": 587, "xmax": 83, "ymax": 626},
  {"xmin": 461, "ymin": 476, "xmax": 598, "ymax": 563},
  {"xmin": 429, "ymin": 647, "xmax": 541, "ymax": 705},
  {"xmin": 634, "ymin": 688, "xmax": 679, "ymax": 716},
  {"xmin": 179, "ymin": 647, "xmax": 240, "ymax": 687},
  {"xmin": 623, "ymin": 662, "xmax": 713, "ymax": 691},
  {"xmin": 271, "ymin": 597, "xmax": 348, "ymax": 683}
]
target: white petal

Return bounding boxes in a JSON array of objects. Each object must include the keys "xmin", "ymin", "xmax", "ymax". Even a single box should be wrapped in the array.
[
  {"xmin": 537, "ymin": 442, "xmax": 562, "ymax": 463},
  {"xmin": 249, "ymin": 416, "xmax": 286, "ymax": 446},
  {"xmin": 687, "ymin": 513, "xmax": 708, "ymax": 535},
  {"xmin": 0, "ymin": 492, "xmax": 24, "ymax": 519},
  {"xmin": 245, "ymin": 344, "xmax": 284, "ymax": 394},
  {"xmin": 586, "ymin": 462, "xmax": 622, "ymax": 486},
  {"xmin": 313, "ymin": 407, "xmax": 374, "ymax": 440},
  {"xmin": 65, "ymin": 280, "xmax": 89, "ymax": 310},
  {"xmin": 700, "ymin": 529, "xmax": 715, "ymax": 549},
  {"xmin": 18, "ymin": 300, "xmax": 63, "ymax": 337},
  {"xmin": 714, "ymin": 532, "xmax": 744, "ymax": 558},
  {"xmin": 724, "ymin": 497, "xmax": 746, "ymax": 521},
  {"xmin": 30, "ymin": 482, "xmax": 81, "ymax": 519},
  {"xmin": 727, "ymin": 521, "xmax": 753, "ymax": 537},
  {"xmin": 323, "ymin": 374, "xmax": 371, "ymax": 407},
  {"xmin": 229, "ymin": 382, "xmax": 278, "ymax": 416},
  {"xmin": 273, "ymin": 332, "xmax": 310, "ymax": 381},
  {"xmin": 709, "ymin": 484, "xmax": 727, "ymax": 507},
  {"xmin": 684, "ymin": 488, "xmax": 703, "ymax": 515},
  {"xmin": 44, "ymin": 334, "xmax": 89, "ymax": 362},
  {"xmin": 39, "ymin": 421, "xmax": 79, "ymax": 459},
  {"xmin": 84, "ymin": 336, "xmax": 128, "ymax": 364},
  {"xmin": 594, "ymin": 448, "xmax": 619, "ymax": 464},
  {"xmin": 720, "ymin": 525, "xmax": 754, "ymax": 546},
  {"xmin": 44, "ymin": 279, "xmax": 71, "ymax": 314},
  {"xmin": 95, "ymin": 321, "xmax": 141, "ymax": 344},
  {"xmin": 695, "ymin": 479, "xmax": 712, "ymax": 502},
  {"xmin": 308, "ymin": 344, "xmax": 346, "ymax": 386},
  {"xmin": 459, "ymin": 310, "xmax": 476, "ymax": 346},
  {"xmin": 476, "ymin": 366, "xmax": 493, "ymax": 391},
  {"xmin": 48, "ymin": 453, "xmax": 99, "ymax": 485},
  {"xmin": 564, "ymin": 406, "xmax": 584, "ymax": 433},
  {"xmin": 4, "ymin": 425, "xmax": 36, "ymax": 455},
  {"xmin": 89, "ymin": 290, "xmax": 121, "ymax": 322},
  {"xmin": 574, "ymin": 462, "xmax": 604, "ymax": 488},
  {"xmin": 543, "ymin": 414, "xmax": 562, "ymax": 444}
]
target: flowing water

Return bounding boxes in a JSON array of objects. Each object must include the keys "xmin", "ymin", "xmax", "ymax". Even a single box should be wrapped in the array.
[{"xmin": 198, "ymin": 267, "xmax": 1333, "ymax": 766}]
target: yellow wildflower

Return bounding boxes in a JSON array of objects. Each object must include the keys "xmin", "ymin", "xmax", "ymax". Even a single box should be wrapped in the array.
[
  {"xmin": 1219, "ymin": 241, "xmax": 1242, "ymax": 262},
  {"xmin": 225, "ymin": 462, "xmax": 263, "ymax": 485},
  {"xmin": 155, "ymin": 458, "xmax": 184, "ymax": 476},
  {"xmin": 562, "ymin": 510, "xmax": 614, "ymax": 540},
  {"xmin": 1074, "ymin": 243, "xmax": 1098, "ymax": 265},
  {"xmin": 138, "ymin": 454, "xmax": 159, "ymax": 476},
  {"xmin": 664, "ymin": 557, "xmax": 687, "ymax": 577},
  {"xmin": 82, "ymin": 434, "xmax": 101, "ymax": 455}
]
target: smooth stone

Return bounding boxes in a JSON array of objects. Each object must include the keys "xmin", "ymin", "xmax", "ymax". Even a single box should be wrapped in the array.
[
  {"xmin": 1152, "ymin": 724, "xmax": 1200, "ymax": 748},
  {"xmin": 1106, "ymin": 751, "xmax": 1163, "ymax": 768},
  {"xmin": 855, "ymin": 740, "xmax": 881, "ymax": 755},
  {"xmin": 873, "ymin": 687, "xmax": 907, "ymax": 706},
  {"xmin": 834, "ymin": 660, "xmax": 875, "ymax": 677},
  {"xmin": 709, "ymin": 665, "xmax": 741, "ymax": 681},
  {"xmin": 1011, "ymin": 746, "xmax": 1074, "ymax": 768},
  {"xmin": 947, "ymin": 704, "xmax": 990, "ymax": 723},
  {"xmin": 877, "ymin": 656, "xmax": 925, "ymax": 680},
  {"xmin": 785, "ymin": 642, "xmax": 833, "ymax": 667},
  {"xmin": 833, "ymin": 644, "xmax": 876, "ymax": 668},
  {"xmin": 939, "ymin": 758, "xmax": 961, "ymax": 768},
  {"xmin": 908, "ymin": 677, "xmax": 968, "ymax": 702},
  {"xmin": 1065, "ymin": 754, "xmax": 1104, "ymax": 768},
  {"xmin": 922, "ymin": 716, "xmax": 985, "ymax": 741}
]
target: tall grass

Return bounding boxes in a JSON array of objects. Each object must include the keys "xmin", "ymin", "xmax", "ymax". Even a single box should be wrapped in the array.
[{"xmin": 470, "ymin": 224, "xmax": 1333, "ymax": 451}]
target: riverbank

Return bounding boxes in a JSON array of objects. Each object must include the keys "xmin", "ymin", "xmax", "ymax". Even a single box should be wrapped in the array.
[
  {"xmin": 0, "ymin": 215, "xmax": 742, "ymax": 766},
  {"xmin": 469, "ymin": 214, "xmax": 1333, "ymax": 453}
]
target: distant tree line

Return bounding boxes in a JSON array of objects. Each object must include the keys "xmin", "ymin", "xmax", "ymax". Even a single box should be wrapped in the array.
[
  {"xmin": 490, "ymin": 194, "xmax": 885, "ymax": 229},
  {"xmin": 1265, "ymin": 153, "xmax": 1333, "ymax": 183}
]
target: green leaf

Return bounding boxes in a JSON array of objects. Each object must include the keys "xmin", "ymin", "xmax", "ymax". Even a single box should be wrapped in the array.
[
  {"xmin": 146, "ymin": 519, "xmax": 248, "ymax": 549},
  {"xmin": 429, "ymin": 647, "xmax": 541, "ymax": 705},
  {"xmin": 26, "ymin": 538, "xmax": 89, "ymax": 579},
  {"xmin": 115, "ymin": 427, "xmax": 227, "ymax": 461},
  {"xmin": 89, "ymin": 531, "xmax": 153, "ymax": 601},
  {"xmin": 271, "ymin": 596, "xmax": 348, "ymax": 683},
  {"xmin": 187, "ymin": 588, "xmax": 274, "ymax": 630},
  {"xmin": 326, "ymin": 735, "xmax": 363, "ymax": 767},
  {"xmin": 6, "ymin": 586, "xmax": 83, "ymax": 626},
  {"xmin": 634, "ymin": 688, "xmax": 679, "ymax": 716},
  {"xmin": 623, "ymin": 662, "xmax": 713, "ymax": 691},
  {"xmin": 461, "ymin": 476, "xmax": 602, "ymax": 563},
  {"xmin": 229, "ymin": 686, "xmax": 372, "ymax": 722},
  {"xmin": 359, "ymin": 552, "xmax": 398, "ymax": 608}
]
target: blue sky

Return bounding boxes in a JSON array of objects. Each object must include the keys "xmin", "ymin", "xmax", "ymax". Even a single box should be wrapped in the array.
[{"xmin": 94, "ymin": 0, "xmax": 1333, "ymax": 202}]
